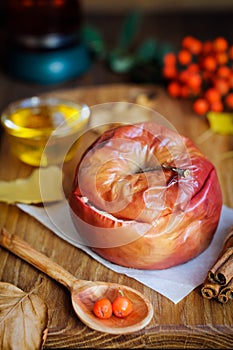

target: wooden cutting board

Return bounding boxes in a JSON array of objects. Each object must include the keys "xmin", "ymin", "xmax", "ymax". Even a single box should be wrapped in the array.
[{"xmin": 0, "ymin": 84, "xmax": 232, "ymax": 349}]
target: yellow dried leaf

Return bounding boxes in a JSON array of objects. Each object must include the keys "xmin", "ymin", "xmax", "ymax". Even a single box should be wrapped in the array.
[
  {"xmin": 207, "ymin": 112, "xmax": 233, "ymax": 135},
  {"xmin": 0, "ymin": 166, "xmax": 64, "ymax": 204}
]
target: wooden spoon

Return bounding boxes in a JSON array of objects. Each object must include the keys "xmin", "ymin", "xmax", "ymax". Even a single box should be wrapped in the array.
[{"xmin": 0, "ymin": 228, "xmax": 154, "ymax": 334}]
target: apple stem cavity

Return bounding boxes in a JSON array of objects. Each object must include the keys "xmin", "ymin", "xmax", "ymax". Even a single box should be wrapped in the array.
[
  {"xmin": 137, "ymin": 164, "xmax": 190, "ymax": 178},
  {"xmin": 161, "ymin": 164, "xmax": 190, "ymax": 178}
]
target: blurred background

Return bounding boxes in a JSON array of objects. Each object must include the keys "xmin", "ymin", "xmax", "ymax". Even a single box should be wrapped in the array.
[{"xmin": 0, "ymin": 0, "xmax": 232, "ymax": 112}]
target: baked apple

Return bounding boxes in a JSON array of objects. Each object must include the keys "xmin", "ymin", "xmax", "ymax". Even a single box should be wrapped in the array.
[{"xmin": 69, "ymin": 122, "xmax": 222, "ymax": 269}]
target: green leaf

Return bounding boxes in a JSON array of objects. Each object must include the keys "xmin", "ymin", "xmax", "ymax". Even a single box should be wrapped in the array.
[
  {"xmin": 135, "ymin": 38, "xmax": 158, "ymax": 63},
  {"xmin": 108, "ymin": 49, "xmax": 135, "ymax": 73},
  {"xmin": 80, "ymin": 25, "xmax": 106, "ymax": 57},
  {"xmin": 118, "ymin": 11, "xmax": 142, "ymax": 51}
]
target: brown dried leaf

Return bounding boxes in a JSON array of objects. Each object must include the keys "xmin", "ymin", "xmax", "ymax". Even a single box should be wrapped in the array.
[{"xmin": 0, "ymin": 282, "xmax": 48, "ymax": 350}]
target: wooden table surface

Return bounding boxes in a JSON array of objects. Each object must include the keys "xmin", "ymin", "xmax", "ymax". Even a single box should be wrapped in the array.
[{"xmin": 0, "ymin": 83, "xmax": 232, "ymax": 349}]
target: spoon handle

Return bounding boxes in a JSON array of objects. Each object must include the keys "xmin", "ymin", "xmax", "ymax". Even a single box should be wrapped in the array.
[{"xmin": 0, "ymin": 227, "xmax": 77, "ymax": 290}]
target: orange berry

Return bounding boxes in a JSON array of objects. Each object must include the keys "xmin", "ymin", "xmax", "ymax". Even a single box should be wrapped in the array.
[
  {"xmin": 190, "ymin": 38, "xmax": 202, "ymax": 55},
  {"xmin": 182, "ymin": 36, "xmax": 195, "ymax": 49},
  {"xmin": 163, "ymin": 65, "xmax": 177, "ymax": 79},
  {"xmin": 180, "ymin": 85, "xmax": 190, "ymax": 98},
  {"xmin": 213, "ymin": 37, "xmax": 228, "ymax": 52},
  {"xmin": 225, "ymin": 93, "xmax": 233, "ymax": 109},
  {"xmin": 229, "ymin": 45, "xmax": 233, "ymax": 60},
  {"xmin": 167, "ymin": 81, "xmax": 181, "ymax": 98},
  {"xmin": 205, "ymin": 88, "xmax": 221, "ymax": 104},
  {"xmin": 209, "ymin": 100, "xmax": 224, "ymax": 112},
  {"xmin": 93, "ymin": 298, "xmax": 112, "ymax": 319},
  {"xmin": 178, "ymin": 49, "xmax": 192, "ymax": 65},
  {"xmin": 182, "ymin": 36, "xmax": 202, "ymax": 55},
  {"xmin": 229, "ymin": 72, "xmax": 233, "ymax": 88},
  {"xmin": 186, "ymin": 72, "xmax": 202, "ymax": 90},
  {"xmin": 179, "ymin": 69, "xmax": 190, "ymax": 83},
  {"xmin": 193, "ymin": 98, "xmax": 209, "ymax": 115},
  {"xmin": 202, "ymin": 55, "xmax": 217, "ymax": 72},
  {"xmin": 163, "ymin": 52, "xmax": 176, "ymax": 65},
  {"xmin": 213, "ymin": 77, "xmax": 230, "ymax": 96},
  {"xmin": 202, "ymin": 41, "xmax": 213, "ymax": 55},
  {"xmin": 216, "ymin": 52, "xmax": 229, "ymax": 65},
  {"xmin": 187, "ymin": 63, "xmax": 200, "ymax": 73},
  {"xmin": 112, "ymin": 295, "xmax": 133, "ymax": 318},
  {"xmin": 217, "ymin": 65, "xmax": 231, "ymax": 79}
]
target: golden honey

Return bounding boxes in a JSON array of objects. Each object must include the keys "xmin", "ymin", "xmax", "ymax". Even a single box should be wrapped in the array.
[{"xmin": 1, "ymin": 97, "xmax": 90, "ymax": 166}]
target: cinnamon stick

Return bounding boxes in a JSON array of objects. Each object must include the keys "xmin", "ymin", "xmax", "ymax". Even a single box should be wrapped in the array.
[
  {"xmin": 208, "ymin": 226, "xmax": 233, "ymax": 285},
  {"xmin": 201, "ymin": 226, "xmax": 233, "ymax": 302},
  {"xmin": 208, "ymin": 250, "xmax": 233, "ymax": 285},
  {"xmin": 218, "ymin": 278, "xmax": 233, "ymax": 304},
  {"xmin": 201, "ymin": 278, "xmax": 221, "ymax": 299}
]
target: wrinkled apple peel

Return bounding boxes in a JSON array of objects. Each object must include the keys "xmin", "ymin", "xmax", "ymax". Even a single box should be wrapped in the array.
[{"xmin": 0, "ymin": 166, "xmax": 63, "ymax": 204}]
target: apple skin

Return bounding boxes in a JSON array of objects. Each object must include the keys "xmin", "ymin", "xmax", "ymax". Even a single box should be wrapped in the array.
[{"xmin": 69, "ymin": 122, "xmax": 222, "ymax": 270}]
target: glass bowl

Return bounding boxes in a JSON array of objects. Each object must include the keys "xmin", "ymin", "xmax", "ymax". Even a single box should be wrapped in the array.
[{"xmin": 1, "ymin": 96, "xmax": 90, "ymax": 166}]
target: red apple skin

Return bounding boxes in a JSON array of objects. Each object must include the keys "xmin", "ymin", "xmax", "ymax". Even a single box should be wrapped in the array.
[{"xmin": 69, "ymin": 122, "xmax": 222, "ymax": 270}]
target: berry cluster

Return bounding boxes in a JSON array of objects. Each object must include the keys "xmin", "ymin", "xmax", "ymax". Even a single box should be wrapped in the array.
[
  {"xmin": 93, "ymin": 291, "xmax": 133, "ymax": 319},
  {"xmin": 162, "ymin": 36, "xmax": 233, "ymax": 115}
]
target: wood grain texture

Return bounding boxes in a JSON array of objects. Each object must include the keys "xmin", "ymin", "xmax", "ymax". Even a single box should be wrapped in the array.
[{"xmin": 0, "ymin": 84, "xmax": 232, "ymax": 349}]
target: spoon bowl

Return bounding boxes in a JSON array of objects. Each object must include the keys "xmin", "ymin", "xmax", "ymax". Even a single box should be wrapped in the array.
[
  {"xmin": 0, "ymin": 228, "xmax": 154, "ymax": 334},
  {"xmin": 71, "ymin": 280, "xmax": 153, "ymax": 334}
]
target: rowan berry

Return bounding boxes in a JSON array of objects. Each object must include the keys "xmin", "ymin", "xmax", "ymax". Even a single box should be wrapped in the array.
[
  {"xmin": 167, "ymin": 81, "xmax": 181, "ymax": 98},
  {"xmin": 213, "ymin": 37, "xmax": 228, "ymax": 52},
  {"xmin": 178, "ymin": 49, "xmax": 192, "ymax": 65},
  {"xmin": 193, "ymin": 98, "xmax": 209, "ymax": 115},
  {"xmin": 225, "ymin": 93, "xmax": 233, "ymax": 109},
  {"xmin": 205, "ymin": 88, "xmax": 221, "ymax": 104},
  {"xmin": 112, "ymin": 295, "xmax": 133, "ymax": 318},
  {"xmin": 93, "ymin": 298, "xmax": 112, "ymax": 319}
]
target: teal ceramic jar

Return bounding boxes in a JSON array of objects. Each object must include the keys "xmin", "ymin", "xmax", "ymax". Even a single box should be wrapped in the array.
[{"xmin": 6, "ymin": 43, "xmax": 91, "ymax": 85}]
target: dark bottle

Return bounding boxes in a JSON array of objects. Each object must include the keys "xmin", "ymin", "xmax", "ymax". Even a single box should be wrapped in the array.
[
  {"xmin": 7, "ymin": 0, "xmax": 83, "ymax": 50},
  {"xmin": 4, "ymin": 1, "xmax": 90, "ymax": 84}
]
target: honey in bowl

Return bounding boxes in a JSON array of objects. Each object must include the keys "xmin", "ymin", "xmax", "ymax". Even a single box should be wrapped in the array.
[{"xmin": 1, "ymin": 97, "xmax": 90, "ymax": 166}]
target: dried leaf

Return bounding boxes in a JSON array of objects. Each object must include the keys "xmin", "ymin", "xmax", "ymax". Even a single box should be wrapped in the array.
[
  {"xmin": 0, "ymin": 166, "xmax": 64, "ymax": 204},
  {"xmin": 207, "ymin": 111, "xmax": 233, "ymax": 135},
  {"xmin": 0, "ymin": 282, "xmax": 48, "ymax": 350}
]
